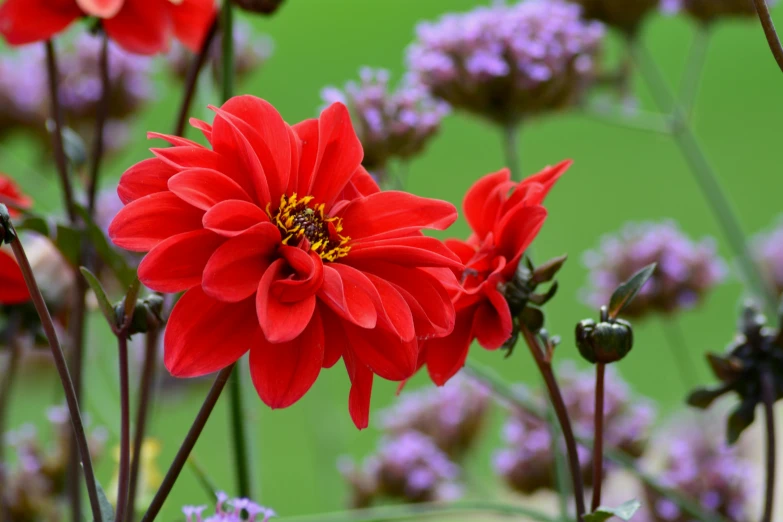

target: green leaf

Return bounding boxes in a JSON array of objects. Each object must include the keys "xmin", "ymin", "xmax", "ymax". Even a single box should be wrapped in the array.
[
  {"xmin": 94, "ymin": 477, "xmax": 116, "ymax": 522},
  {"xmin": 55, "ymin": 223, "xmax": 82, "ymax": 265},
  {"xmin": 15, "ymin": 215, "xmax": 50, "ymax": 236},
  {"xmin": 74, "ymin": 205, "xmax": 136, "ymax": 287},
  {"xmin": 80, "ymin": 267, "xmax": 115, "ymax": 327},
  {"xmin": 607, "ymin": 263, "xmax": 656, "ymax": 319},
  {"xmin": 123, "ymin": 277, "xmax": 141, "ymax": 326},
  {"xmin": 585, "ymin": 499, "xmax": 642, "ymax": 522}
]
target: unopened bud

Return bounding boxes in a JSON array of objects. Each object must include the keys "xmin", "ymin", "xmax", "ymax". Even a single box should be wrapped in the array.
[
  {"xmin": 231, "ymin": 0, "xmax": 285, "ymax": 14},
  {"xmin": 114, "ymin": 295, "xmax": 164, "ymax": 336},
  {"xmin": 575, "ymin": 317, "xmax": 633, "ymax": 364}
]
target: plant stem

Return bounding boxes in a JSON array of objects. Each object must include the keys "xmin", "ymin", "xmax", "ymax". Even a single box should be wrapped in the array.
[
  {"xmin": 546, "ymin": 403, "xmax": 571, "ymax": 521},
  {"xmin": 0, "ymin": 313, "xmax": 21, "ymax": 502},
  {"xmin": 221, "ymin": 1, "xmax": 234, "ymax": 103},
  {"xmin": 141, "ymin": 364, "xmax": 235, "ymax": 522},
  {"xmin": 519, "ymin": 326, "xmax": 586, "ymax": 521},
  {"xmin": 661, "ymin": 317, "xmax": 698, "ymax": 389},
  {"xmin": 752, "ymin": 0, "xmax": 783, "ymax": 74},
  {"xmin": 678, "ymin": 27, "xmax": 710, "ymax": 120},
  {"xmin": 43, "ymin": 40, "xmax": 76, "ymax": 222},
  {"xmin": 591, "ymin": 363, "xmax": 605, "ymax": 512},
  {"xmin": 173, "ymin": 16, "xmax": 219, "ymax": 137},
  {"xmin": 502, "ymin": 123, "xmax": 522, "ymax": 180},
  {"xmin": 632, "ymin": 42, "xmax": 779, "ymax": 318},
  {"xmin": 115, "ymin": 334, "xmax": 131, "ymax": 522},
  {"xmin": 86, "ymin": 32, "xmax": 110, "ymax": 215},
  {"xmin": 761, "ymin": 368, "xmax": 777, "ymax": 522},
  {"xmin": 276, "ymin": 500, "xmax": 559, "ymax": 522},
  {"xmin": 8, "ymin": 231, "xmax": 103, "ymax": 522},
  {"xmin": 127, "ymin": 327, "xmax": 161, "ymax": 522}
]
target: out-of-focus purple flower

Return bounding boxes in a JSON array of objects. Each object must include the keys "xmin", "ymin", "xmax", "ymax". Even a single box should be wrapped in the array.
[
  {"xmin": 406, "ymin": 0, "xmax": 604, "ymax": 126},
  {"xmin": 582, "ymin": 221, "xmax": 726, "ymax": 318},
  {"xmin": 167, "ymin": 22, "xmax": 273, "ymax": 84},
  {"xmin": 339, "ymin": 432, "xmax": 462, "ymax": 508},
  {"xmin": 380, "ymin": 375, "xmax": 490, "ymax": 461},
  {"xmin": 567, "ymin": 0, "xmax": 659, "ymax": 34},
  {"xmin": 183, "ymin": 492, "xmax": 276, "ymax": 522},
  {"xmin": 660, "ymin": 0, "xmax": 778, "ymax": 22},
  {"xmin": 321, "ymin": 68, "xmax": 450, "ymax": 173},
  {"xmin": 0, "ymin": 46, "xmax": 47, "ymax": 136},
  {"xmin": 753, "ymin": 217, "xmax": 783, "ymax": 298},
  {"xmin": 638, "ymin": 416, "xmax": 754, "ymax": 522},
  {"xmin": 494, "ymin": 363, "xmax": 655, "ymax": 494}
]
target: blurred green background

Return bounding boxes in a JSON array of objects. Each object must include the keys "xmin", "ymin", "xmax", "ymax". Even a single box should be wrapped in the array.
[{"xmin": 4, "ymin": 0, "xmax": 783, "ymax": 519}]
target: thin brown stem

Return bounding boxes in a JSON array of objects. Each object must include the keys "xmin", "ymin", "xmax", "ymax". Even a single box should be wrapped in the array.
[
  {"xmin": 115, "ymin": 334, "xmax": 131, "ymax": 522},
  {"xmin": 141, "ymin": 364, "xmax": 235, "ymax": 522},
  {"xmin": 761, "ymin": 369, "xmax": 777, "ymax": 522},
  {"xmin": 126, "ymin": 327, "xmax": 161, "ymax": 522},
  {"xmin": 591, "ymin": 363, "xmax": 606, "ymax": 511},
  {"xmin": 0, "ymin": 314, "xmax": 22, "ymax": 507},
  {"xmin": 8, "ymin": 230, "xmax": 102, "ymax": 522},
  {"xmin": 43, "ymin": 41, "xmax": 76, "ymax": 222},
  {"xmin": 753, "ymin": 0, "xmax": 783, "ymax": 74},
  {"xmin": 519, "ymin": 325, "xmax": 586, "ymax": 521},
  {"xmin": 173, "ymin": 16, "xmax": 219, "ymax": 137},
  {"xmin": 87, "ymin": 33, "xmax": 111, "ymax": 216}
]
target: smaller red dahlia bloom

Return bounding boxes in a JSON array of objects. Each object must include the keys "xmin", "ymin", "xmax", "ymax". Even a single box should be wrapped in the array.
[
  {"xmin": 421, "ymin": 161, "xmax": 571, "ymax": 386},
  {"xmin": 0, "ymin": 173, "xmax": 30, "ymax": 304},
  {"xmin": 109, "ymin": 96, "xmax": 462, "ymax": 428},
  {"xmin": 0, "ymin": 0, "xmax": 215, "ymax": 55},
  {"xmin": 0, "ymin": 172, "xmax": 31, "ymax": 217}
]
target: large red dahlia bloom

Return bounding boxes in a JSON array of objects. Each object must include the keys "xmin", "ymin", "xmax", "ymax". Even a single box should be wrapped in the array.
[
  {"xmin": 0, "ymin": 0, "xmax": 215, "ymax": 55},
  {"xmin": 108, "ymin": 96, "xmax": 461, "ymax": 428},
  {"xmin": 0, "ymin": 173, "xmax": 30, "ymax": 304},
  {"xmin": 421, "ymin": 162, "xmax": 571, "ymax": 386}
]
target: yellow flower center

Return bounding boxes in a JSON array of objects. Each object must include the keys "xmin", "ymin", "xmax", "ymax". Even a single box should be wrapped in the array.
[{"xmin": 266, "ymin": 194, "xmax": 351, "ymax": 262}]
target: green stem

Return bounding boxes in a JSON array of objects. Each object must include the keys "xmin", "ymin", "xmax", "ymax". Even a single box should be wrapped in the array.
[
  {"xmin": 661, "ymin": 316, "xmax": 698, "ymax": 390},
  {"xmin": 502, "ymin": 123, "xmax": 522, "ymax": 180},
  {"xmin": 632, "ymin": 42, "xmax": 778, "ymax": 318},
  {"xmin": 546, "ymin": 403, "xmax": 571, "ymax": 521},
  {"xmin": 276, "ymin": 501, "xmax": 558, "ymax": 522},
  {"xmin": 678, "ymin": 28, "xmax": 710, "ymax": 121}
]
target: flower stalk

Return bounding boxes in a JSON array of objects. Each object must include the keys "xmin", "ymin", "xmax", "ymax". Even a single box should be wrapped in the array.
[
  {"xmin": 761, "ymin": 368, "xmax": 777, "ymax": 522},
  {"xmin": 591, "ymin": 362, "xmax": 606, "ymax": 511},
  {"xmin": 502, "ymin": 123, "xmax": 522, "ymax": 181},
  {"xmin": 752, "ymin": 0, "xmax": 783, "ymax": 74},
  {"xmin": 173, "ymin": 16, "xmax": 219, "ymax": 137},
  {"xmin": 86, "ymin": 32, "xmax": 111, "ymax": 215}
]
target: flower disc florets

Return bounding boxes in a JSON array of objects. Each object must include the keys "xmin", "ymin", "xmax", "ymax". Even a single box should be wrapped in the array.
[{"xmin": 267, "ymin": 194, "xmax": 350, "ymax": 262}]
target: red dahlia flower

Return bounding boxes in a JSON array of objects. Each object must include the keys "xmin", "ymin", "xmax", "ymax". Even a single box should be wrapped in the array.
[
  {"xmin": 421, "ymin": 162, "xmax": 571, "ymax": 386},
  {"xmin": 108, "ymin": 96, "xmax": 461, "ymax": 428},
  {"xmin": 0, "ymin": 0, "xmax": 215, "ymax": 55},
  {"xmin": 0, "ymin": 172, "xmax": 31, "ymax": 217},
  {"xmin": 0, "ymin": 173, "xmax": 30, "ymax": 304}
]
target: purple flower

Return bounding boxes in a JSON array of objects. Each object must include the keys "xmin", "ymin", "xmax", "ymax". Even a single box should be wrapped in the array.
[
  {"xmin": 183, "ymin": 492, "xmax": 276, "ymax": 522},
  {"xmin": 567, "ymin": 0, "xmax": 659, "ymax": 34},
  {"xmin": 406, "ymin": 0, "xmax": 604, "ymax": 125},
  {"xmin": 321, "ymin": 68, "xmax": 449, "ymax": 175},
  {"xmin": 494, "ymin": 363, "xmax": 655, "ymax": 494},
  {"xmin": 660, "ymin": 0, "xmax": 778, "ymax": 22},
  {"xmin": 339, "ymin": 432, "xmax": 462, "ymax": 508},
  {"xmin": 582, "ymin": 221, "xmax": 726, "ymax": 318},
  {"xmin": 380, "ymin": 375, "xmax": 490, "ymax": 460},
  {"xmin": 753, "ymin": 216, "xmax": 783, "ymax": 298}
]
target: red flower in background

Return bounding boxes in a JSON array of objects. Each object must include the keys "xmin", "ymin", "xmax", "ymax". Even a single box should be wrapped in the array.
[
  {"xmin": 0, "ymin": 173, "xmax": 30, "ymax": 304},
  {"xmin": 0, "ymin": 0, "xmax": 216, "ymax": 55},
  {"xmin": 109, "ymin": 96, "xmax": 461, "ymax": 428},
  {"xmin": 421, "ymin": 162, "xmax": 571, "ymax": 386}
]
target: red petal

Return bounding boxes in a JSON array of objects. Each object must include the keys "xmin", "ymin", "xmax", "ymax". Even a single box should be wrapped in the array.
[
  {"xmin": 306, "ymin": 103, "xmax": 364, "ymax": 207},
  {"xmin": 496, "ymin": 205, "xmax": 548, "ymax": 278},
  {"xmin": 425, "ymin": 306, "xmax": 476, "ymax": 386},
  {"xmin": 151, "ymin": 145, "xmax": 222, "ymax": 172},
  {"xmin": 272, "ymin": 247, "xmax": 324, "ymax": 302},
  {"xmin": 189, "ymin": 118, "xmax": 213, "ymax": 143},
  {"xmin": 0, "ymin": 0, "xmax": 80, "ymax": 46},
  {"xmin": 202, "ymin": 199, "xmax": 269, "ymax": 237},
  {"xmin": 164, "ymin": 287, "xmax": 259, "ymax": 377},
  {"xmin": 0, "ymin": 250, "xmax": 29, "ymax": 304},
  {"xmin": 341, "ymin": 165, "xmax": 380, "ymax": 199},
  {"xmin": 464, "ymin": 169, "xmax": 512, "ymax": 240},
  {"xmin": 249, "ymin": 306, "xmax": 324, "ymax": 409},
  {"xmin": 347, "ymin": 236, "xmax": 463, "ymax": 269},
  {"xmin": 167, "ymin": 168, "xmax": 251, "ymax": 211},
  {"xmin": 202, "ymin": 222, "xmax": 280, "ymax": 302},
  {"xmin": 103, "ymin": 0, "xmax": 168, "ymax": 55},
  {"xmin": 506, "ymin": 160, "xmax": 571, "ymax": 209},
  {"xmin": 109, "ymin": 192, "xmax": 204, "ymax": 252},
  {"xmin": 473, "ymin": 289, "xmax": 513, "ymax": 350},
  {"xmin": 317, "ymin": 265, "xmax": 377, "ymax": 329},
  {"xmin": 170, "ymin": 0, "xmax": 216, "ymax": 52},
  {"xmin": 319, "ymin": 304, "xmax": 346, "ymax": 368},
  {"xmin": 147, "ymin": 131, "xmax": 202, "ymax": 148},
  {"xmin": 256, "ymin": 259, "xmax": 316, "ymax": 343},
  {"xmin": 444, "ymin": 239, "xmax": 477, "ymax": 265},
  {"xmin": 345, "ymin": 323, "xmax": 417, "ymax": 381},
  {"xmin": 216, "ymin": 96, "xmax": 292, "ymax": 203},
  {"xmin": 344, "ymin": 348, "xmax": 373, "ymax": 430},
  {"xmin": 75, "ymin": 0, "xmax": 122, "ymax": 17},
  {"xmin": 117, "ymin": 158, "xmax": 177, "ymax": 204},
  {"xmin": 340, "ymin": 191, "xmax": 457, "ymax": 242},
  {"xmin": 138, "ymin": 229, "xmax": 224, "ymax": 293}
]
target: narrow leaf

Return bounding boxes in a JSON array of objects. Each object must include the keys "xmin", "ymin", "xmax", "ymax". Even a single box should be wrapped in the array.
[
  {"xmin": 80, "ymin": 267, "xmax": 115, "ymax": 326},
  {"xmin": 94, "ymin": 478, "xmax": 116, "ymax": 522},
  {"xmin": 585, "ymin": 499, "xmax": 642, "ymax": 522},
  {"xmin": 608, "ymin": 263, "xmax": 656, "ymax": 319},
  {"xmin": 123, "ymin": 277, "xmax": 142, "ymax": 326},
  {"xmin": 74, "ymin": 204, "xmax": 136, "ymax": 287}
]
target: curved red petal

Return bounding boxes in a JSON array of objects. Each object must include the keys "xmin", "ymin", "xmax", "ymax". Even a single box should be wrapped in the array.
[
  {"xmin": 317, "ymin": 265, "xmax": 377, "ymax": 329},
  {"xmin": 117, "ymin": 157, "xmax": 177, "ymax": 204},
  {"xmin": 319, "ymin": 304, "xmax": 346, "ymax": 368},
  {"xmin": 147, "ymin": 131, "xmax": 202, "ymax": 148},
  {"xmin": 189, "ymin": 118, "xmax": 213, "ymax": 143},
  {"xmin": 347, "ymin": 236, "xmax": 463, "ymax": 269},
  {"xmin": 345, "ymin": 323, "xmax": 417, "ymax": 382},
  {"xmin": 424, "ymin": 306, "xmax": 476, "ymax": 386},
  {"xmin": 202, "ymin": 222, "xmax": 279, "ymax": 302},
  {"xmin": 473, "ymin": 289, "xmax": 513, "ymax": 350},
  {"xmin": 167, "ymin": 168, "xmax": 251, "ymax": 211},
  {"xmin": 249, "ymin": 307, "xmax": 324, "ymax": 409},
  {"xmin": 103, "ymin": 0, "xmax": 168, "ymax": 55},
  {"xmin": 505, "ymin": 160, "xmax": 571, "ymax": 210},
  {"xmin": 151, "ymin": 145, "xmax": 221, "ymax": 172},
  {"xmin": 75, "ymin": 0, "xmax": 122, "ymax": 17},
  {"xmin": 170, "ymin": 0, "xmax": 216, "ymax": 52},
  {"xmin": 256, "ymin": 259, "xmax": 316, "ymax": 343},
  {"xmin": 164, "ymin": 287, "xmax": 258, "ymax": 377},
  {"xmin": 272, "ymin": 247, "xmax": 324, "ymax": 303},
  {"xmin": 138, "ymin": 229, "xmax": 224, "ymax": 293},
  {"xmin": 0, "ymin": 250, "xmax": 29, "ymax": 304},
  {"xmin": 464, "ymin": 168, "xmax": 512, "ymax": 240},
  {"xmin": 109, "ymin": 192, "xmax": 204, "ymax": 252},
  {"xmin": 202, "ymin": 199, "xmax": 269, "ymax": 237},
  {"xmin": 0, "ymin": 0, "xmax": 80, "ymax": 46},
  {"xmin": 496, "ymin": 205, "xmax": 548, "ymax": 278},
  {"xmin": 344, "ymin": 347, "xmax": 373, "ymax": 430}
]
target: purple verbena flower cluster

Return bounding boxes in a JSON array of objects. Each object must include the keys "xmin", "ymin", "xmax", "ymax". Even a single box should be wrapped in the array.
[
  {"xmin": 660, "ymin": 0, "xmax": 778, "ymax": 23},
  {"xmin": 406, "ymin": 0, "xmax": 604, "ymax": 126},
  {"xmin": 567, "ymin": 0, "xmax": 659, "ymax": 34},
  {"xmin": 379, "ymin": 375, "xmax": 490, "ymax": 460},
  {"xmin": 321, "ymin": 68, "xmax": 449, "ymax": 174},
  {"xmin": 339, "ymin": 431, "xmax": 462, "ymax": 508},
  {"xmin": 753, "ymin": 217, "xmax": 783, "ymax": 298},
  {"xmin": 183, "ymin": 492, "xmax": 276, "ymax": 522},
  {"xmin": 582, "ymin": 221, "xmax": 726, "ymax": 318},
  {"xmin": 494, "ymin": 363, "xmax": 655, "ymax": 494}
]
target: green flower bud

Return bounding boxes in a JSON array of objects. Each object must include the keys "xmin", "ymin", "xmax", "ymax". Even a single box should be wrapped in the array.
[{"xmin": 575, "ymin": 318, "xmax": 633, "ymax": 364}]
